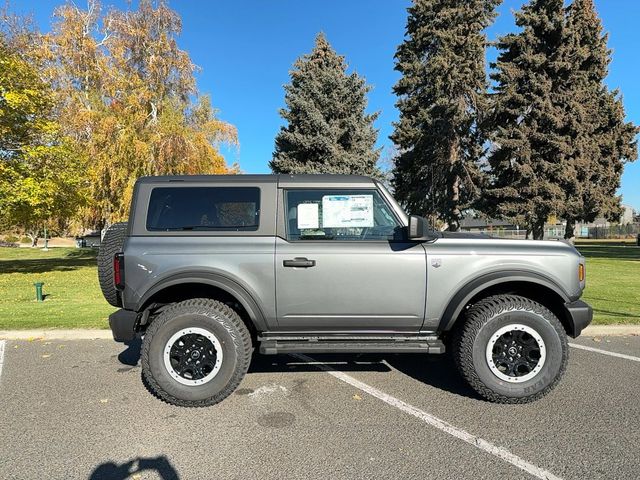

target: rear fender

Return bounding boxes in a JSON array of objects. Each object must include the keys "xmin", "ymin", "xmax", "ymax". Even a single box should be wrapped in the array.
[{"xmin": 135, "ymin": 272, "xmax": 268, "ymax": 332}]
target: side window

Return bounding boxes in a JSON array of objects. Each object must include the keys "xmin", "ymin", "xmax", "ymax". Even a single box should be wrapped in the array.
[
  {"xmin": 285, "ymin": 189, "xmax": 403, "ymax": 241},
  {"xmin": 146, "ymin": 187, "xmax": 260, "ymax": 231}
]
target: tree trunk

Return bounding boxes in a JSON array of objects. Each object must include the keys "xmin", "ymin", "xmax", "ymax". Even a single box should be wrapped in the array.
[
  {"xmin": 448, "ymin": 172, "xmax": 461, "ymax": 231},
  {"xmin": 564, "ymin": 219, "xmax": 576, "ymax": 240},
  {"xmin": 27, "ymin": 232, "xmax": 38, "ymax": 247},
  {"xmin": 448, "ymin": 140, "xmax": 461, "ymax": 232},
  {"xmin": 532, "ymin": 221, "xmax": 545, "ymax": 240}
]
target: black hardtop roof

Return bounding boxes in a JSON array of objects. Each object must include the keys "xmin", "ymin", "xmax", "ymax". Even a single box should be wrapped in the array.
[{"xmin": 135, "ymin": 174, "xmax": 377, "ymax": 187}]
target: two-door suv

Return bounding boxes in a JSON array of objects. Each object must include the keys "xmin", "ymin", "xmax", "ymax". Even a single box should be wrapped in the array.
[{"xmin": 98, "ymin": 174, "xmax": 592, "ymax": 407}]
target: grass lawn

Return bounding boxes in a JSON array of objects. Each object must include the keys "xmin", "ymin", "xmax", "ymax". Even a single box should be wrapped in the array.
[
  {"xmin": 0, "ymin": 247, "xmax": 115, "ymax": 329},
  {"xmin": 0, "ymin": 242, "xmax": 638, "ymax": 329},
  {"xmin": 576, "ymin": 241, "xmax": 640, "ymax": 325}
]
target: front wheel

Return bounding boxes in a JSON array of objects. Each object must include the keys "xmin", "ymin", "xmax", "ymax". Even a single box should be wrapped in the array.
[
  {"xmin": 453, "ymin": 295, "xmax": 568, "ymax": 404},
  {"xmin": 141, "ymin": 299, "xmax": 252, "ymax": 407}
]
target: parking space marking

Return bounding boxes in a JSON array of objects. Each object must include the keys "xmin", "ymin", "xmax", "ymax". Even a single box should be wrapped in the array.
[
  {"xmin": 293, "ymin": 354, "xmax": 562, "ymax": 480},
  {"xmin": 569, "ymin": 342, "xmax": 640, "ymax": 362},
  {"xmin": 0, "ymin": 340, "xmax": 5, "ymax": 382}
]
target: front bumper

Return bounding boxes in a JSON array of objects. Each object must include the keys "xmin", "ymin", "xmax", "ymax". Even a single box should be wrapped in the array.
[
  {"xmin": 108, "ymin": 309, "xmax": 138, "ymax": 342},
  {"xmin": 564, "ymin": 300, "xmax": 593, "ymax": 338}
]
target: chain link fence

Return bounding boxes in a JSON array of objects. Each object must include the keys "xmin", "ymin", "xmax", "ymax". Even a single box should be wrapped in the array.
[
  {"xmin": 586, "ymin": 224, "xmax": 640, "ymax": 239},
  {"xmin": 464, "ymin": 224, "xmax": 640, "ymax": 240}
]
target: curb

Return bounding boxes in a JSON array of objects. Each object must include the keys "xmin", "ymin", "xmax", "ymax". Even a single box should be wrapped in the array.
[
  {"xmin": 0, "ymin": 325, "xmax": 638, "ymax": 340},
  {"xmin": 580, "ymin": 325, "xmax": 640, "ymax": 337},
  {"xmin": 0, "ymin": 329, "xmax": 113, "ymax": 340}
]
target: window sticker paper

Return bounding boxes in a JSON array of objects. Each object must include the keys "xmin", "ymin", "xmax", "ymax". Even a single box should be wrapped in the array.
[
  {"xmin": 322, "ymin": 195, "xmax": 374, "ymax": 228},
  {"xmin": 297, "ymin": 203, "xmax": 319, "ymax": 229}
]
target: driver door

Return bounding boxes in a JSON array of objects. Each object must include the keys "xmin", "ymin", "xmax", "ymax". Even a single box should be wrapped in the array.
[{"xmin": 274, "ymin": 188, "xmax": 427, "ymax": 332}]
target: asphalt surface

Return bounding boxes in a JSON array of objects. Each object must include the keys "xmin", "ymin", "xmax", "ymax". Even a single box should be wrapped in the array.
[{"xmin": 0, "ymin": 335, "xmax": 638, "ymax": 480}]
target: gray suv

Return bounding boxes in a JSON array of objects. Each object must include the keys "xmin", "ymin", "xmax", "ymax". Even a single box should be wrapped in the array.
[{"xmin": 98, "ymin": 174, "xmax": 592, "ymax": 407}]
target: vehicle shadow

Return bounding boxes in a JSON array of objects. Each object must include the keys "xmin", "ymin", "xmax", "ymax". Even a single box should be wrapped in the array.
[
  {"xmin": 249, "ymin": 351, "xmax": 481, "ymax": 400},
  {"xmin": 247, "ymin": 352, "xmax": 392, "ymax": 373},
  {"xmin": 383, "ymin": 353, "xmax": 481, "ymax": 400},
  {"xmin": 116, "ymin": 342, "xmax": 479, "ymax": 400},
  {"xmin": 88, "ymin": 456, "xmax": 179, "ymax": 480},
  {"xmin": 118, "ymin": 337, "xmax": 142, "ymax": 366}
]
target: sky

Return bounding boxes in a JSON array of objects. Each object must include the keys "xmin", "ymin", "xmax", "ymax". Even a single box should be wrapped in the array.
[{"xmin": 15, "ymin": 0, "xmax": 640, "ymax": 210}]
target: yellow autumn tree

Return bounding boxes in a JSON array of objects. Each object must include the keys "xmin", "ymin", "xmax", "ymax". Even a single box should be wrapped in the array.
[
  {"xmin": 0, "ymin": 19, "xmax": 88, "ymax": 245},
  {"xmin": 40, "ymin": 0, "xmax": 237, "ymax": 227}
]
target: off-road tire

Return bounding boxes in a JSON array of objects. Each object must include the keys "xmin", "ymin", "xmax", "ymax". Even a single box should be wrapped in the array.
[
  {"xmin": 141, "ymin": 298, "xmax": 252, "ymax": 407},
  {"xmin": 97, "ymin": 222, "xmax": 128, "ymax": 307},
  {"xmin": 453, "ymin": 294, "xmax": 568, "ymax": 404}
]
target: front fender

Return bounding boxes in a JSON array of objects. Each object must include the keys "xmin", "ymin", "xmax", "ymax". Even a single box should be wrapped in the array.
[{"xmin": 437, "ymin": 270, "xmax": 573, "ymax": 333}]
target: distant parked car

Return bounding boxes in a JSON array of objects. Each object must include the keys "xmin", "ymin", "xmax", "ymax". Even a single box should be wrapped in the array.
[{"xmin": 77, "ymin": 232, "xmax": 101, "ymax": 248}]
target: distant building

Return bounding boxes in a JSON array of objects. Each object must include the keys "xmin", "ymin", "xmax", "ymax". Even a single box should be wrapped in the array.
[
  {"xmin": 459, "ymin": 217, "xmax": 517, "ymax": 231},
  {"xmin": 460, "ymin": 206, "xmax": 637, "ymax": 240},
  {"xmin": 459, "ymin": 215, "xmax": 526, "ymax": 238},
  {"xmin": 621, "ymin": 204, "xmax": 634, "ymax": 225}
]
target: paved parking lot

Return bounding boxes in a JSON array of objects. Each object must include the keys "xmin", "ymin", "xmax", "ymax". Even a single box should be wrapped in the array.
[{"xmin": 0, "ymin": 335, "xmax": 638, "ymax": 479}]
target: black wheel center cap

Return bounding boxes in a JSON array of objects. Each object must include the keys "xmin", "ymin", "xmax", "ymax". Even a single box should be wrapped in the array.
[
  {"xmin": 507, "ymin": 346, "xmax": 518, "ymax": 356},
  {"xmin": 191, "ymin": 350, "xmax": 201, "ymax": 359}
]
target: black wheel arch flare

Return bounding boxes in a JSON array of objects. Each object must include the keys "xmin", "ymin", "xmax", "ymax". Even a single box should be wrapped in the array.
[
  {"xmin": 438, "ymin": 270, "xmax": 574, "ymax": 334},
  {"xmin": 135, "ymin": 271, "xmax": 268, "ymax": 332}
]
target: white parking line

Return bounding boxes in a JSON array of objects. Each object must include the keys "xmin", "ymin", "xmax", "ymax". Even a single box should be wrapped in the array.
[
  {"xmin": 0, "ymin": 340, "xmax": 5, "ymax": 382},
  {"xmin": 293, "ymin": 353, "xmax": 562, "ymax": 480},
  {"xmin": 569, "ymin": 342, "xmax": 640, "ymax": 362}
]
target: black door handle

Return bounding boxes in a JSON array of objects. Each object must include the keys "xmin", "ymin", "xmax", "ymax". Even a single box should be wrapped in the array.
[{"xmin": 283, "ymin": 257, "xmax": 316, "ymax": 268}]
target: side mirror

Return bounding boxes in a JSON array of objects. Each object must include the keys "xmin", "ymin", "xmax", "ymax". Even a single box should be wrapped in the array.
[{"xmin": 408, "ymin": 215, "xmax": 430, "ymax": 240}]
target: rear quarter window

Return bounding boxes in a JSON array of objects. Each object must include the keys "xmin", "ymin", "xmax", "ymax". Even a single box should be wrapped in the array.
[{"xmin": 146, "ymin": 187, "xmax": 260, "ymax": 231}]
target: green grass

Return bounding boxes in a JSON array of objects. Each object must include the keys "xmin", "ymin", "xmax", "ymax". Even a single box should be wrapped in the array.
[
  {"xmin": 576, "ymin": 243, "xmax": 640, "ymax": 325},
  {"xmin": 0, "ymin": 242, "xmax": 638, "ymax": 329},
  {"xmin": 0, "ymin": 247, "xmax": 115, "ymax": 329}
]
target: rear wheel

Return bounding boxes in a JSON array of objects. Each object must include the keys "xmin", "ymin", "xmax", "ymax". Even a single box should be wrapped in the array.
[
  {"xmin": 453, "ymin": 294, "xmax": 568, "ymax": 403},
  {"xmin": 141, "ymin": 298, "xmax": 252, "ymax": 407}
]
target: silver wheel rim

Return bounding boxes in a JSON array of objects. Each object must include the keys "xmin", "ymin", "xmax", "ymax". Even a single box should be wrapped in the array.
[
  {"xmin": 486, "ymin": 324, "xmax": 546, "ymax": 383},
  {"xmin": 163, "ymin": 327, "xmax": 223, "ymax": 386}
]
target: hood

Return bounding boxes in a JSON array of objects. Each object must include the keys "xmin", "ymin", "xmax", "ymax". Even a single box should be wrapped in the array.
[{"xmin": 439, "ymin": 231, "xmax": 493, "ymax": 239}]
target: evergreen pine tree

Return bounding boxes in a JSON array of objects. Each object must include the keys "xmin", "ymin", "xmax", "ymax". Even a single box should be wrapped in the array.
[
  {"xmin": 484, "ymin": 0, "xmax": 570, "ymax": 239},
  {"xmin": 270, "ymin": 33, "xmax": 380, "ymax": 176},
  {"xmin": 559, "ymin": 0, "xmax": 638, "ymax": 238},
  {"xmin": 391, "ymin": 0, "xmax": 499, "ymax": 231}
]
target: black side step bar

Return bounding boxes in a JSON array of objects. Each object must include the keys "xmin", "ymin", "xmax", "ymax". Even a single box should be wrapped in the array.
[{"xmin": 258, "ymin": 336, "xmax": 445, "ymax": 355}]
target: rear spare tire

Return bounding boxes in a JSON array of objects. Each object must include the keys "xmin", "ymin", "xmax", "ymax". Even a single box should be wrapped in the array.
[
  {"xmin": 453, "ymin": 294, "xmax": 568, "ymax": 404},
  {"xmin": 97, "ymin": 222, "xmax": 127, "ymax": 307},
  {"xmin": 141, "ymin": 299, "xmax": 252, "ymax": 407}
]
